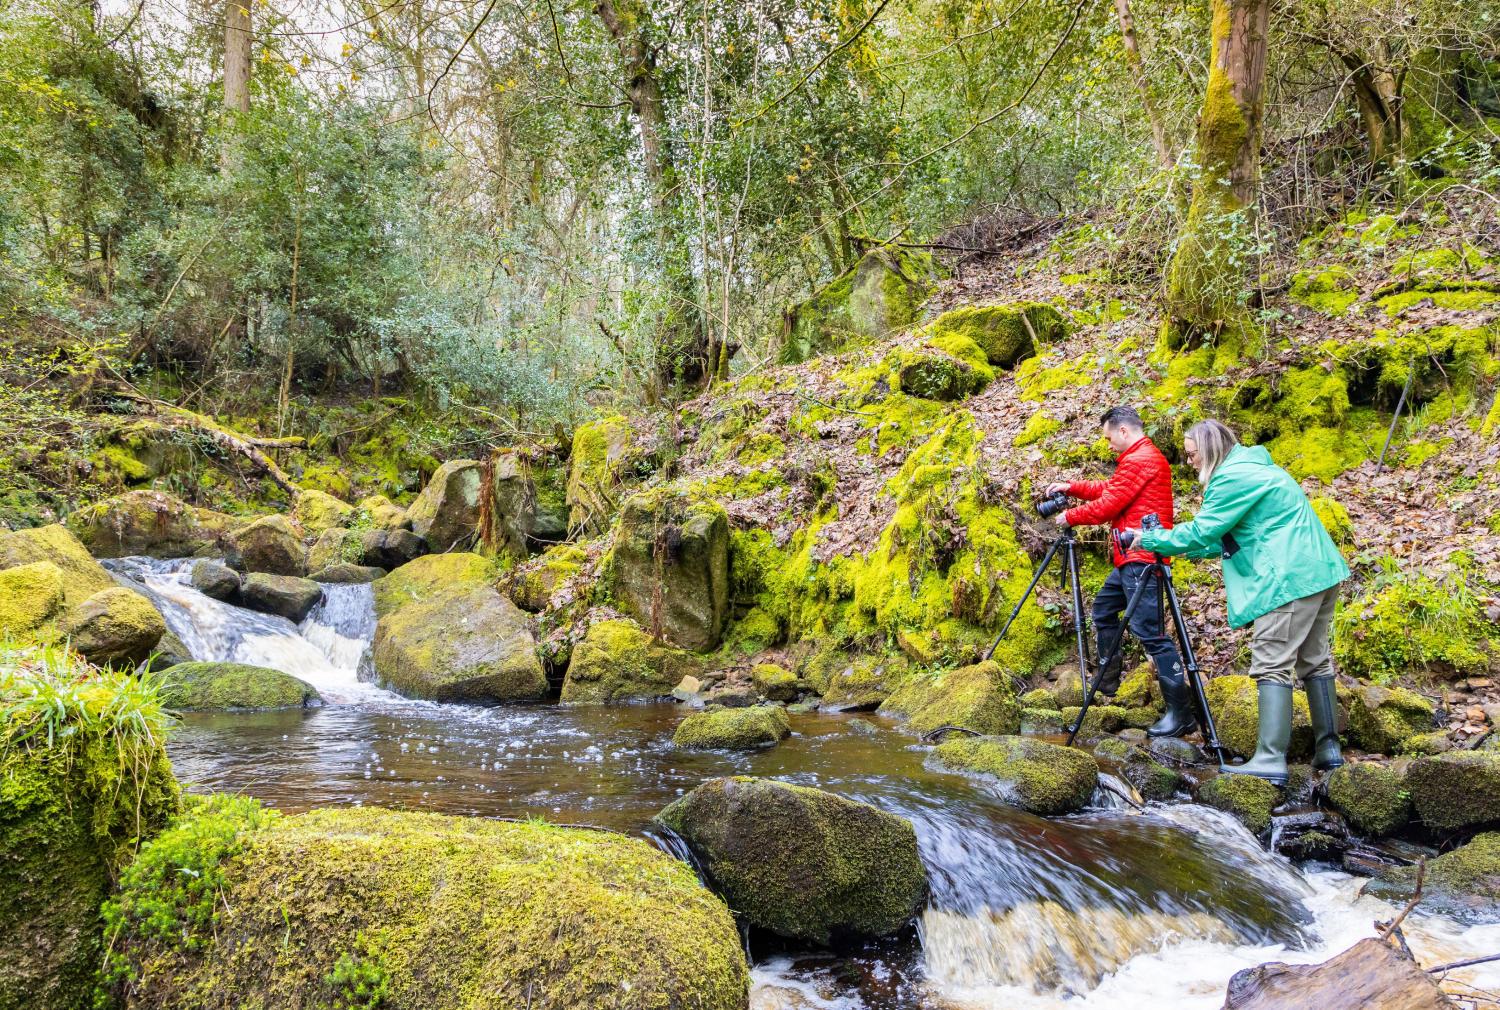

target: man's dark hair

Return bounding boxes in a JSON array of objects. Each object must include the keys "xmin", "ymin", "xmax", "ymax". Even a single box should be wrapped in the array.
[{"xmin": 1099, "ymin": 405, "xmax": 1143, "ymax": 429}]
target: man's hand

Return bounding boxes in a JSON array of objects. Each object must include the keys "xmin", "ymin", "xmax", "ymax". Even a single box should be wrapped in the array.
[{"xmin": 1044, "ymin": 481, "xmax": 1070, "ymax": 497}]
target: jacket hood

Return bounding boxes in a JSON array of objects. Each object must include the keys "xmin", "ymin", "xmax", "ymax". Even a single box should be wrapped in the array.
[{"xmin": 1219, "ymin": 443, "xmax": 1275, "ymax": 472}]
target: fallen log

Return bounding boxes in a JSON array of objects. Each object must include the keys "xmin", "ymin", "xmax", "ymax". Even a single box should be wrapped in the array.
[{"xmin": 1222, "ymin": 937, "xmax": 1452, "ymax": 1010}]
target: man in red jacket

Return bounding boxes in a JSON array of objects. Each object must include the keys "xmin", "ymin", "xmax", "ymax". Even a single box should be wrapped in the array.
[{"xmin": 1043, "ymin": 406, "xmax": 1195, "ymax": 737}]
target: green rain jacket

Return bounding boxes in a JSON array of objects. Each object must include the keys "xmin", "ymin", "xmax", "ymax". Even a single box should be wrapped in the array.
[{"xmin": 1139, "ymin": 444, "xmax": 1349, "ymax": 628}]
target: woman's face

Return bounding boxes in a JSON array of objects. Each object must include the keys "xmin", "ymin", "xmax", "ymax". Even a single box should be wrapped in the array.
[{"xmin": 1184, "ymin": 437, "xmax": 1201, "ymax": 474}]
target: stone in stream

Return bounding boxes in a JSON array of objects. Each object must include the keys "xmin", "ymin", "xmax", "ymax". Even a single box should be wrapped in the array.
[
  {"xmin": 558, "ymin": 618, "xmax": 703, "ymax": 705},
  {"xmin": 158, "ymin": 661, "xmax": 321, "ymax": 711},
  {"xmin": 190, "ymin": 559, "xmax": 241, "ymax": 600},
  {"xmin": 105, "ymin": 801, "xmax": 748, "ymax": 1010},
  {"xmin": 878, "ymin": 660, "xmax": 1019, "ymax": 737},
  {"xmin": 1325, "ymin": 762, "xmax": 1411, "ymax": 837},
  {"xmin": 64, "ymin": 490, "xmax": 242, "ymax": 558},
  {"xmin": 931, "ymin": 735, "xmax": 1099, "ymax": 816},
  {"xmin": 1092, "ymin": 737, "xmax": 1184, "ymax": 802},
  {"xmin": 58, "ymin": 587, "xmax": 166, "ymax": 666},
  {"xmin": 655, "ymin": 777, "xmax": 927, "ymax": 945},
  {"xmin": 1196, "ymin": 773, "xmax": 1280, "ymax": 836},
  {"xmin": 372, "ymin": 553, "xmax": 546, "ymax": 702},
  {"xmin": 1223, "ymin": 936, "xmax": 1450, "ymax": 1010},
  {"xmin": 1363, "ymin": 831, "xmax": 1500, "ymax": 923},
  {"xmin": 227, "ymin": 514, "xmax": 307, "ymax": 577},
  {"xmin": 750, "ymin": 662, "xmax": 798, "ymax": 702},
  {"xmin": 1403, "ymin": 750, "xmax": 1500, "ymax": 831},
  {"xmin": 1206, "ymin": 675, "xmax": 1316, "ymax": 761},
  {"xmin": 673, "ymin": 707, "xmax": 790, "ymax": 751},
  {"xmin": 238, "ymin": 573, "xmax": 324, "ymax": 624},
  {"xmin": 308, "ymin": 562, "xmax": 385, "ymax": 584}
]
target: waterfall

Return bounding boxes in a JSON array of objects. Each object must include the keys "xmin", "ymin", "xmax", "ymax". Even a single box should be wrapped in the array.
[{"xmin": 108, "ymin": 557, "xmax": 396, "ymax": 704}]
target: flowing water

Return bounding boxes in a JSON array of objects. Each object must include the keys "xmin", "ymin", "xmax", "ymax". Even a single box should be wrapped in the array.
[{"xmin": 111, "ymin": 559, "xmax": 1500, "ymax": 1009}]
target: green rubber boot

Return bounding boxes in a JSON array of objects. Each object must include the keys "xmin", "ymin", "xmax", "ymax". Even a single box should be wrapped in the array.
[
  {"xmin": 1220, "ymin": 682, "xmax": 1291, "ymax": 785},
  {"xmin": 1305, "ymin": 676, "xmax": 1344, "ymax": 771}
]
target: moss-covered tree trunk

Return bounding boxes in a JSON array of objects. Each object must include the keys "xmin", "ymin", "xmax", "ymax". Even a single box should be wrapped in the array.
[{"xmin": 1162, "ymin": 0, "xmax": 1269, "ymax": 349}]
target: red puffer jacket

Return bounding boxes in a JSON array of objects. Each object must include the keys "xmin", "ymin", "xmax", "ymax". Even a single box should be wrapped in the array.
[{"xmin": 1063, "ymin": 436, "xmax": 1175, "ymax": 566}]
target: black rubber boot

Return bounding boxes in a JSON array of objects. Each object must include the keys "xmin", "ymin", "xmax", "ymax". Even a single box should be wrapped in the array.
[
  {"xmin": 1221, "ymin": 682, "xmax": 1292, "ymax": 785},
  {"xmin": 1305, "ymin": 676, "xmax": 1344, "ymax": 771},
  {"xmin": 1148, "ymin": 672, "xmax": 1197, "ymax": 738},
  {"xmin": 1092, "ymin": 650, "xmax": 1123, "ymax": 697}
]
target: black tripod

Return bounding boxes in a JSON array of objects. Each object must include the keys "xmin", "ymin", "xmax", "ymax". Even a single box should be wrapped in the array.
[
  {"xmin": 1063, "ymin": 552, "xmax": 1226, "ymax": 762},
  {"xmin": 982, "ymin": 526, "xmax": 1093, "ymax": 704}
]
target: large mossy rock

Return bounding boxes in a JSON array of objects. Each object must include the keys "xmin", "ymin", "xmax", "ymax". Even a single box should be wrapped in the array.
[
  {"xmin": 1326, "ymin": 762, "xmax": 1410, "ymax": 837},
  {"xmin": 566, "ymin": 414, "xmax": 638, "ymax": 536},
  {"xmin": 780, "ymin": 247, "xmax": 938, "ymax": 365},
  {"xmin": 486, "ymin": 452, "xmax": 538, "ymax": 562},
  {"xmin": 1205, "ymin": 675, "xmax": 1315, "ymax": 761},
  {"xmin": 674, "ymin": 707, "xmax": 791, "ymax": 750},
  {"xmin": 656, "ymin": 777, "xmax": 927, "ymax": 945},
  {"xmin": 932, "ymin": 735, "xmax": 1099, "ymax": 815},
  {"xmin": 1405, "ymin": 750, "xmax": 1500, "ymax": 831},
  {"xmin": 238, "ymin": 573, "xmax": 323, "ymax": 623},
  {"xmin": 604, "ymin": 489, "xmax": 730, "ymax": 652},
  {"xmin": 878, "ymin": 660, "xmax": 1020, "ymax": 737},
  {"xmin": 65, "ymin": 490, "xmax": 240, "ymax": 558},
  {"xmin": 1197, "ymin": 773, "xmax": 1280, "ymax": 836},
  {"xmin": 894, "ymin": 335, "xmax": 992, "ymax": 402},
  {"xmin": 289, "ymin": 489, "xmax": 353, "ymax": 537},
  {"xmin": 920, "ymin": 301, "xmax": 1067, "ymax": 369},
  {"xmin": 1340, "ymin": 683, "xmax": 1434, "ymax": 754},
  {"xmin": 0, "ymin": 562, "xmax": 65, "ymax": 638},
  {"xmin": 372, "ymin": 554, "xmax": 546, "ymax": 702},
  {"xmin": 1363, "ymin": 832, "xmax": 1500, "ymax": 924},
  {"xmin": 159, "ymin": 662, "xmax": 321, "ymax": 711},
  {"xmin": 406, "ymin": 459, "xmax": 483, "ymax": 553},
  {"xmin": 1, "ymin": 658, "xmax": 179, "ymax": 1010},
  {"xmin": 189, "ymin": 559, "xmax": 241, "ymax": 600},
  {"xmin": 106, "ymin": 801, "xmax": 750, "ymax": 1010},
  {"xmin": 512, "ymin": 544, "xmax": 588, "ymax": 612},
  {"xmin": 227, "ymin": 514, "xmax": 307, "ymax": 576},
  {"xmin": 58, "ymin": 587, "xmax": 166, "ymax": 666},
  {"xmin": 559, "ymin": 618, "xmax": 704, "ymax": 704},
  {"xmin": 0, "ymin": 523, "xmax": 116, "ymax": 608},
  {"xmin": 356, "ymin": 493, "xmax": 409, "ymax": 530}
]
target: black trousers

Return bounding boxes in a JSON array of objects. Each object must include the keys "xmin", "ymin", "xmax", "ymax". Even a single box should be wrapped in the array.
[{"xmin": 1093, "ymin": 562, "xmax": 1184, "ymax": 684}]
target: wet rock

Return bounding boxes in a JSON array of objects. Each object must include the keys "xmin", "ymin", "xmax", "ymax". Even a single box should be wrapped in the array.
[
  {"xmin": 1019, "ymin": 707, "xmax": 1064, "ymax": 734},
  {"xmin": 879, "ymin": 661, "xmax": 1019, "ymax": 737},
  {"xmin": 559, "ymin": 618, "xmax": 703, "ymax": 704},
  {"xmin": 0, "ymin": 523, "xmax": 117, "ymax": 607},
  {"xmin": 705, "ymin": 686, "xmax": 756, "ymax": 708},
  {"xmin": 604, "ymin": 488, "xmax": 730, "ymax": 652},
  {"xmin": 1363, "ymin": 832, "xmax": 1500, "ymax": 923},
  {"xmin": 289, "ymin": 489, "xmax": 353, "ymax": 537},
  {"xmin": 0, "ymin": 561, "xmax": 65, "ymax": 638},
  {"xmin": 655, "ymin": 777, "xmax": 927, "ymax": 945},
  {"xmin": 227, "ymin": 515, "xmax": 307, "ymax": 576},
  {"xmin": 1148, "ymin": 736, "xmax": 1208, "ymax": 766},
  {"xmin": 64, "ymin": 490, "xmax": 241, "ymax": 558},
  {"xmin": 527, "ymin": 507, "xmax": 568, "ymax": 548},
  {"xmin": 751, "ymin": 662, "xmax": 798, "ymax": 702},
  {"xmin": 372, "ymin": 553, "xmax": 546, "ymax": 703},
  {"xmin": 671, "ymin": 674, "xmax": 703, "ymax": 702},
  {"xmin": 406, "ymin": 459, "xmax": 483, "ymax": 553},
  {"xmin": 1326, "ymin": 762, "xmax": 1411, "ymax": 837},
  {"xmin": 1093, "ymin": 738, "xmax": 1184, "ymax": 801},
  {"xmin": 673, "ymin": 707, "xmax": 791, "ymax": 750},
  {"xmin": 932, "ymin": 735, "xmax": 1099, "ymax": 815},
  {"xmin": 190, "ymin": 559, "xmax": 241, "ymax": 600},
  {"xmin": 1118, "ymin": 727, "xmax": 1148, "ymax": 741},
  {"xmin": 1197, "ymin": 773, "xmax": 1280, "ymax": 836},
  {"xmin": 238, "ymin": 573, "xmax": 323, "ymax": 623},
  {"xmin": 1270, "ymin": 808, "xmax": 1350, "ymax": 861},
  {"xmin": 1404, "ymin": 750, "xmax": 1500, "ymax": 831},
  {"xmin": 1113, "ymin": 665, "xmax": 1162, "ymax": 709},
  {"xmin": 805, "ymin": 649, "xmax": 910, "ymax": 711},
  {"xmin": 146, "ymin": 629, "xmax": 192, "ymax": 669},
  {"xmin": 108, "ymin": 802, "xmax": 749, "ymax": 1010},
  {"xmin": 1223, "ymin": 936, "xmax": 1450, "ymax": 1010},
  {"xmin": 360, "ymin": 528, "xmax": 426, "ymax": 570},
  {"xmin": 1017, "ymin": 687, "xmax": 1058, "ymax": 710},
  {"xmin": 58, "ymin": 587, "xmax": 165, "ymax": 666},
  {"xmin": 847, "ymin": 718, "xmax": 881, "ymax": 736},
  {"xmin": 1341, "ymin": 683, "xmax": 1435, "ymax": 754},
  {"xmin": 1059, "ymin": 704, "xmax": 1127, "ymax": 735},
  {"xmin": 1206, "ymin": 675, "xmax": 1315, "ymax": 761},
  {"xmin": 309, "ymin": 562, "xmax": 385, "ymax": 584},
  {"xmin": 159, "ymin": 661, "xmax": 321, "ymax": 711},
  {"xmin": 1400, "ymin": 731, "xmax": 1452, "ymax": 756}
]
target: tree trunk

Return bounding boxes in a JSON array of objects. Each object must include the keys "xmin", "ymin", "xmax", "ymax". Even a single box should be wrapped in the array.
[
  {"xmin": 223, "ymin": 1, "xmax": 251, "ymax": 116},
  {"xmin": 1114, "ymin": 0, "xmax": 1174, "ymax": 168},
  {"xmin": 1161, "ymin": 0, "xmax": 1270, "ymax": 350}
]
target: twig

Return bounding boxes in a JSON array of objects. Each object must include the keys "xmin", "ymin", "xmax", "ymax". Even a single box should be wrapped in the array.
[
  {"xmin": 1427, "ymin": 952, "xmax": 1500, "ymax": 974},
  {"xmin": 1378, "ymin": 856, "xmax": 1425, "ymax": 942}
]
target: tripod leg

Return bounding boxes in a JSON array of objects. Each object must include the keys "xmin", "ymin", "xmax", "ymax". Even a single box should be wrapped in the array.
[
  {"xmin": 1161, "ymin": 571, "xmax": 1227, "ymax": 763},
  {"xmin": 1066, "ymin": 566, "xmax": 1157, "ymax": 747},
  {"xmin": 1066, "ymin": 539, "xmax": 1092, "ymax": 698},
  {"xmin": 981, "ymin": 534, "xmax": 1067, "ymax": 662}
]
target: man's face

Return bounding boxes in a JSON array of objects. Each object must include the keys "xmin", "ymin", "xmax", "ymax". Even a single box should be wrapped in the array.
[{"xmin": 1104, "ymin": 423, "xmax": 1139, "ymax": 454}]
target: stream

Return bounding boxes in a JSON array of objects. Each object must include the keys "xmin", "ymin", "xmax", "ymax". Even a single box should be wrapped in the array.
[{"xmin": 110, "ymin": 558, "xmax": 1500, "ymax": 1008}]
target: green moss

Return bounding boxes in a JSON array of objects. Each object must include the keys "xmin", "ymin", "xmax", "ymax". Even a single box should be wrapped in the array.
[
  {"xmin": 291, "ymin": 489, "xmax": 354, "ymax": 536},
  {"xmin": 894, "ymin": 340, "xmax": 992, "ymax": 401},
  {"xmin": 919, "ymin": 302, "xmax": 1065, "ymax": 368},
  {"xmin": 1325, "ymin": 762, "xmax": 1410, "ymax": 836},
  {"xmin": 1290, "ymin": 265, "xmax": 1359, "ymax": 316},
  {"xmin": 1018, "ymin": 687, "xmax": 1059, "ymax": 710},
  {"xmin": 1405, "ymin": 750, "xmax": 1500, "ymax": 832},
  {"xmin": 564, "ymin": 414, "xmax": 637, "ymax": 536},
  {"xmin": 1310, "ymin": 496, "xmax": 1354, "ymax": 547},
  {"xmin": 1014, "ymin": 410, "xmax": 1062, "ymax": 448},
  {"xmin": 673, "ymin": 706, "xmax": 791, "ymax": 750},
  {"xmin": 0, "ymin": 561, "xmax": 64, "ymax": 639},
  {"xmin": 878, "ymin": 660, "xmax": 1020, "ymax": 737},
  {"xmin": 158, "ymin": 662, "xmax": 321, "ymax": 711},
  {"xmin": 750, "ymin": 663, "xmax": 798, "ymax": 701},
  {"xmin": 1334, "ymin": 567, "xmax": 1493, "ymax": 681},
  {"xmin": 1204, "ymin": 675, "xmax": 1315, "ymax": 761},
  {"xmin": 1016, "ymin": 355, "xmax": 1092, "ymax": 402},
  {"xmin": 932, "ymin": 735, "xmax": 1099, "ymax": 815},
  {"xmin": 1019, "ymin": 707, "xmax": 1064, "ymax": 734},
  {"xmin": 1378, "ymin": 287, "xmax": 1500, "ymax": 315},
  {"xmin": 719, "ymin": 608, "xmax": 782, "ymax": 656},
  {"xmin": 1366, "ymin": 832, "xmax": 1500, "ymax": 923},
  {"xmin": 60, "ymin": 587, "xmax": 167, "ymax": 667},
  {"xmin": 105, "ymin": 803, "xmax": 748, "ymax": 1009},
  {"xmin": 298, "ymin": 463, "xmax": 355, "ymax": 501},
  {"xmin": 1358, "ymin": 214, "xmax": 1418, "ymax": 248},
  {"xmin": 1340, "ymin": 683, "xmax": 1435, "ymax": 753},
  {"xmin": 781, "ymin": 248, "xmax": 938, "ymax": 364},
  {"xmin": 511, "ymin": 544, "xmax": 587, "ymax": 612},
  {"xmin": 0, "ymin": 523, "xmax": 116, "ymax": 608},
  {"xmin": 1198, "ymin": 773, "xmax": 1279, "ymax": 835},
  {"xmin": 1059, "ymin": 704, "xmax": 1128, "ymax": 735},
  {"xmin": 560, "ymin": 619, "xmax": 704, "ymax": 704}
]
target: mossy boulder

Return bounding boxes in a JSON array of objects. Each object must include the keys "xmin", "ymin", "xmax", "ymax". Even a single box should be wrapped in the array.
[
  {"xmin": 0, "ymin": 523, "xmax": 116, "ymax": 607},
  {"xmin": 0, "ymin": 562, "xmax": 65, "ymax": 638},
  {"xmin": 189, "ymin": 559, "xmax": 240, "ymax": 601},
  {"xmin": 372, "ymin": 554, "xmax": 546, "ymax": 702},
  {"xmin": 559, "ymin": 618, "xmax": 704, "ymax": 704},
  {"xmin": 1405, "ymin": 751, "xmax": 1500, "ymax": 832},
  {"xmin": 1363, "ymin": 832, "xmax": 1500, "ymax": 924},
  {"xmin": 674, "ymin": 707, "xmax": 791, "ymax": 750},
  {"xmin": 604, "ymin": 489, "xmax": 730, "ymax": 652},
  {"xmin": 289, "ymin": 489, "xmax": 353, "ymax": 537},
  {"xmin": 1205, "ymin": 675, "xmax": 1314, "ymax": 761},
  {"xmin": 1092, "ymin": 738, "xmax": 1184, "ymax": 801},
  {"xmin": 1326, "ymin": 762, "xmax": 1411, "ymax": 837},
  {"xmin": 309, "ymin": 562, "xmax": 385, "ymax": 584},
  {"xmin": 105, "ymin": 801, "xmax": 749, "ymax": 1010},
  {"xmin": 1197, "ymin": 774, "xmax": 1280, "ymax": 836},
  {"xmin": 238, "ymin": 573, "xmax": 324, "ymax": 623},
  {"xmin": 1060, "ymin": 704, "xmax": 1129, "ymax": 735},
  {"xmin": 357, "ymin": 493, "xmax": 409, "ymax": 530},
  {"xmin": 227, "ymin": 514, "xmax": 307, "ymax": 577},
  {"xmin": 922, "ymin": 302, "xmax": 1067, "ymax": 369},
  {"xmin": 878, "ymin": 660, "xmax": 1020, "ymax": 737},
  {"xmin": 932, "ymin": 735, "xmax": 1099, "ymax": 815},
  {"xmin": 656, "ymin": 777, "xmax": 927, "ymax": 945},
  {"xmin": 780, "ymin": 247, "xmax": 937, "ymax": 365},
  {"xmin": 1018, "ymin": 687, "xmax": 1059, "ymax": 710},
  {"xmin": 894, "ymin": 339, "xmax": 991, "ymax": 401},
  {"xmin": 511, "ymin": 544, "xmax": 587, "ymax": 612},
  {"xmin": 804, "ymin": 650, "xmax": 911, "ymax": 710},
  {"xmin": 1020, "ymin": 706, "xmax": 1065, "ymax": 733},
  {"xmin": 565, "ymin": 415, "xmax": 637, "ymax": 537},
  {"xmin": 65, "ymin": 490, "xmax": 240, "ymax": 559},
  {"xmin": 59, "ymin": 587, "xmax": 166, "ymax": 666},
  {"xmin": 750, "ymin": 663, "xmax": 798, "ymax": 702},
  {"xmin": 1, "ymin": 652, "xmax": 179, "ymax": 1010},
  {"xmin": 1341, "ymin": 683, "xmax": 1434, "ymax": 755},
  {"xmin": 159, "ymin": 662, "xmax": 321, "ymax": 711},
  {"xmin": 406, "ymin": 459, "xmax": 482, "ymax": 553},
  {"xmin": 484, "ymin": 452, "xmax": 538, "ymax": 562}
]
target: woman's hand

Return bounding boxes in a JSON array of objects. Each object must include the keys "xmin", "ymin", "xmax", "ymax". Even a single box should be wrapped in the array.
[{"xmin": 1120, "ymin": 528, "xmax": 1142, "ymax": 549}]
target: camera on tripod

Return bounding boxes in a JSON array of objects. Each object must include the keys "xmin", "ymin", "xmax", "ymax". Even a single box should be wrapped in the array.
[
  {"xmin": 1117, "ymin": 512, "xmax": 1163, "ymax": 551},
  {"xmin": 1036, "ymin": 490, "xmax": 1069, "ymax": 518}
]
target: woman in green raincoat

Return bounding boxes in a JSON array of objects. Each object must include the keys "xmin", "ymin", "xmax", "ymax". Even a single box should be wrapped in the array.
[{"xmin": 1123, "ymin": 419, "xmax": 1350, "ymax": 784}]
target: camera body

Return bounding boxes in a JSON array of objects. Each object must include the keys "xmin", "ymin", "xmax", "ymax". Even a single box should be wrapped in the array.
[
  {"xmin": 1117, "ymin": 512, "xmax": 1162, "ymax": 551},
  {"xmin": 1036, "ymin": 490, "xmax": 1069, "ymax": 519}
]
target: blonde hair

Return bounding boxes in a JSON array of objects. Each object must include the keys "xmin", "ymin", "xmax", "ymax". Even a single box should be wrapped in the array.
[{"xmin": 1185, "ymin": 419, "xmax": 1239, "ymax": 484}]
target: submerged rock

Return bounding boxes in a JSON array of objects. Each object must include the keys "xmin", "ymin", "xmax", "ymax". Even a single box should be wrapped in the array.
[
  {"xmin": 674, "ymin": 707, "xmax": 791, "ymax": 751},
  {"xmin": 372, "ymin": 553, "xmax": 546, "ymax": 702},
  {"xmin": 604, "ymin": 488, "xmax": 730, "ymax": 652},
  {"xmin": 106, "ymin": 801, "xmax": 749, "ymax": 1010},
  {"xmin": 559, "ymin": 618, "xmax": 703, "ymax": 704},
  {"xmin": 932, "ymin": 735, "xmax": 1098, "ymax": 815},
  {"xmin": 159, "ymin": 662, "xmax": 320, "ymax": 711},
  {"xmin": 1223, "ymin": 936, "xmax": 1449, "ymax": 1010},
  {"xmin": 879, "ymin": 660, "xmax": 1020, "ymax": 737},
  {"xmin": 58, "ymin": 587, "xmax": 165, "ymax": 666},
  {"xmin": 189, "ymin": 559, "xmax": 241, "ymax": 600},
  {"xmin": 1325, "ymin": 762, "xmax": 1410, "ymax": 837},
  {"xmin": 238, "ymin": 573, "xmax": 323, "ymax": 623},
  {"xmin": 656, "ymin": 776, "xmax": 927, "ymax": 945},
  {"xmin": 1404, "ymin": 750, "xmax": 1500, "ymax": 831},
  {"xmin": 65, "ymin": 490, "xmax": 240, "ymax": 558},
  {"xmin": 227, "ymin": 514, "xmax": 307, "ymax": 577},
  {"xmin": 1363, "ymin": 832, "xmax": 1500, "ymax": 923},
  {"xmin": 1197, "ymin": 773, "xmax": 1280, "ymax": 836}
]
